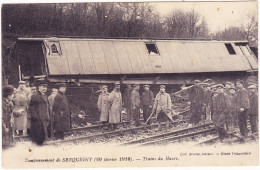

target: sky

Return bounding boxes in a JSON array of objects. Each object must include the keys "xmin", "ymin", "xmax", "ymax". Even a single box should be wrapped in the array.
[{"xmin": 151, "ymin": 1, "xmax": 258, "ymax": 33}]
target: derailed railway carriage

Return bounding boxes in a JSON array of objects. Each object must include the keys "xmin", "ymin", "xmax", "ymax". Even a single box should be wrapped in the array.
[{"xmin": 12, "ymin": 37, "xmax": 258, "ymax": 124}]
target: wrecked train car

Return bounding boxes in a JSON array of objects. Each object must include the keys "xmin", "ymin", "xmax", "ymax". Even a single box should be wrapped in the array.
[{"xmin": 12, "ymin": 37, "xmax": 258, "ymax": 124}]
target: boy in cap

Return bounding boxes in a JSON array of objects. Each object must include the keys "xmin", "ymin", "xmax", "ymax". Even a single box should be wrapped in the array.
[
  {"xmin": 153, "ymin": 85, "xmax": 172, "ymax": 132},
  {"xmin": 227, "ymin": 85, "xmax": 238, "ymax": 131},
  {"xmin": 247, "ymin": 84, "xmax": 258, "ymax": 135},
  {"xmin": 224, "ymin": 81, "xmax": 232, "ymax": 95},
  {"xmin": 141, "ymin": 85, "xmax": 154, "ymax": 125},
  {"xmin": 29, "ymin": 81, "xmax": 50, "ymax": 145},
  {"xmin": 53, "ymin": 83, "xmax": 70, "ymax": 140},
  {"xmin": 211, "ymin": 84, "xmax": 231, "ymax": 141},
  {"xmin": 108, "ymin": 83, "xmax": 122, "ymax": 130},
  {"xmin": 236, "ymin": 80, "xmax": 250, "ymax": 139},
  {"xmin": 2, "ymin": 85, "xmax": 15, "ymax": 149},
  {"xmin": 97, "ymin": 85, "xmax": 110, "ymax": 127},
  {"xmin": 131, "ymin": 84, "xmax": 141, "ymax": 126}
]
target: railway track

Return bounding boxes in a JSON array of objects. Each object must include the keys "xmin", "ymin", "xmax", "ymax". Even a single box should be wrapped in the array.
[
  {"xmin": 14, "ymin": 117, "xmax": 157, "ymax": 142},
  {"xmin": 121, "ymin": 122, "xmax": 215, "ymax": 146},
  {"xmin": 16, "ymin": 119, "xmax": 187, "ymax": 145}
]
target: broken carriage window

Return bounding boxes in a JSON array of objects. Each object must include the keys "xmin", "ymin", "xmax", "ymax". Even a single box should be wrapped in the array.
[
  {"xmin": 145, "ymin": 43, "xmax": 160, "ymax": 55},
  {"xmin": 225, "ymin": 43, "xmax": 236, "ymax": 55},
  {"xmin": 50, "ymin": 42, "xmax": 61, "ymax": 55}
]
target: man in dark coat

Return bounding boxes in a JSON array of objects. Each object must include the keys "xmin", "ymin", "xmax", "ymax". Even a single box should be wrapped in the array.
[
  {"xmin": 2, "ymin": 85, "xmax": 15, "ymax": 149},
  {"xmin": 29, "ymin": 82, "xmax": 50, "ymax": 145},
  {"xmin": 247, "ymin": 84, "xmax": 258, "ymax": 134},
  {"xmin": 188, "ymin": 80, "xmax": 204, "ymax": 125},
  {"xmin": 53, "ymin": 83, "xmax": 70, "ymax": 140},
  {"xmin": 211, "ymin": 84, "xmax": 231, "ymax": 141},
  {"xmin": 141, "ymin": 85, "xmax": 154, "ymax": 125},
  {"xmin": 236, "ymin": 80, "xmax": 250, "ymax": 138}
]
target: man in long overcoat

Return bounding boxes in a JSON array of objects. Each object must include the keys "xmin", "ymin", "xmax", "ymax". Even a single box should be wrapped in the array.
[
  {"xmin": 53, "ymin": 83, "xmax": 70, "ymax": 140},
  {"xmin": 97, "ymin": 85, "xmax": 110, "ymax": 126},
  {"xmin": 2, "ymin": 85, "xmax": 15, "ymax": 149},
  {"xmin": 108, "ymin": 83, "xmax": 122, "ymax": 130},
  {"xmin": 29, "ymin": 81, "xmax": 50, "ymax": 145},
  {"xmin": 236, "ymin": 80, "xmax": 250, "ymax": 138},
  {"xmin": 247, "ymin": 84, "xmax": 258, "ymax": 134},
  {"xmin": 13, "ymin": 81, "xmax": 28, "ymax": 136},
  {"xmin": 227, "ymin": 85, "xmax": 237, "ymax": 132},
  {"xmin": 124, "ymin": 84, "xmax": 133, "ymax": 122},
  {"xmin": 131, "ymin": 84, "xmax": 141, "ymax": 126},
  {"xmin": 188, "ymin": 80, "xmax": 204, "ymax": 125},
  {"xmin": 141, "ymin": 85, "xmax": 154, "ymax": 125},
  {"xmin": 153, "ymin": 85, "xmax": 172, "ymax": 132},
  {"xmin": 211, "ymin": 84, "xmax": 231, "ymax": 141}
]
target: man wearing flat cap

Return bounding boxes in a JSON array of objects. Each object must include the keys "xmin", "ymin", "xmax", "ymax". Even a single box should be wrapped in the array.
[
  {"xmin": 153, "ymin": 85, "xmax": 172, "ymax": 132},
  {"xmin": 2, "ymin": 85, "xmax": 15, "ymax": 149},
  {"xmin": 97, "ymin": 85, "xmax": 110, "ymax": 127},
  {"xmin": 131, "ymin": 84, "xmax": 141, "ymax": 126},
  {"xmin": 227, "ymin": 85, "xmax": 238, "ymax": 131},
  {"xmin": 29, "ymin": 81, "xmax": 50, "ymax": 145},
  {"xmin": 53, "ymin": 83, "xmax": 70, "ymax": 140},
  {"xmin": 188, "ymin": 79, "xmax": 204, "ymax": 125},
  {"xmin": 108, "ymin": 83, "xmax": 122, "ymax": 130},
  {"xmin": 248, "ymin": 84, "xmax": 258, "ymax": 134},
  {"xmin": 224, "ymin": 81, "xmax": 232, "ymax": 95},
  {"xmin": 211, "ymin": 84, "xmax": 231, "ymax": 141},
  {"xmin": 13, "ymin": 81, "xmax": 29, "ymax": 136},
  {"xmin": 141, "ymin": 85, "xmax": 154, "ymax": 125},
  {"xmin": 236, "ymin": 80, "xmax": 250, "ymax": 139}
]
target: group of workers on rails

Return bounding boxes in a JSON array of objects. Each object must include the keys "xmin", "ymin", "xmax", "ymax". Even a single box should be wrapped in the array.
[{"xmin": 2, "ymin": 78, "xmax": 258, "ymax": 148}]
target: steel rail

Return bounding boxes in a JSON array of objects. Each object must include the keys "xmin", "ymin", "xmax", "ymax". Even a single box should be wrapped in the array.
[{"xmin": 121, "ymin": 122, "xmax": 214, "ymax": 146}]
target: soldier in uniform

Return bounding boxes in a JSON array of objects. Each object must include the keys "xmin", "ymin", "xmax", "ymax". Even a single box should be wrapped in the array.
[
  {"xmin": 2, "ymin": 85, "xmax": 15, "ymax": 149},
  {"xmin": 108, "ymin": 83, "xmax": 122, "ymax": 130},
  {"xmin": 48, "ymin": 88, "xmax": 58, "ymax": 139},
  {"xmin": 53, "ymin": 83, "xmax": 70, "ymax": 140},
  {"xmin": 97, "ymin": 85, "xmax": 110, "ymax": 127},
  {"xmin": 153, "ymin": 85, "xmax": 172, "ymax": 132},
  {"xmin": 236, "ymin": 80, "xmax": 250, "ymax": 139},
  {"xmin": 211, "ymin": 84, "xmax": 231, "ymax": 141},
  {"xmin": 29, "ymin": 81, "xmax": 50, "ymax": 145},
  {"xmin": 141, "ymin": 85, "xmax": 154, "ymax": 125},
  {"xmin": 247, "ymin": 84, "xmax": 258, "ymax": 135},
  {"xmin": 13, "ymin": 81, "xmax": 29, "ymax": 136},
  {"xmin": 188, "ymin": 80, "xmax": 204, "ymax": 126},
  {"xmin": 124, "ymin": 84, "xmax": 133, "ymax": 122},
  {"xmin": 131, "ymin": 84, "xmax": 141, "ymax": 126}
]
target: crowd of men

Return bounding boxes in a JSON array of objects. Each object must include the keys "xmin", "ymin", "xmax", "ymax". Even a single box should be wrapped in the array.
[
  {"xmin": 2, "ymin": 78, "xmax": 258, "ymax": 149},
  {"xmin": 2, "ymin": 81, "xmax": 70, "ymax": 148}
]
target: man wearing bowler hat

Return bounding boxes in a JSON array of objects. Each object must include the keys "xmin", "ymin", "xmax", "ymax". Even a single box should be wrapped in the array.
[
  {"xmin": 53, "ymin": 83, "xmax": 70, "ymax": 140},
  {"xmin": 141, "ymin": 85, "xmax": 154, "ymax": 125},
  {"xmin": 29, "ymin": 81, "xmax": 50, "ymax": 145}
]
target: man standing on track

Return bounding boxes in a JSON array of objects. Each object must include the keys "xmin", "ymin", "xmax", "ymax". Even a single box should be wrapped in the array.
[
  {"xmin": 153, "ymin": 85, "xmax": 172, "ymax": 132},
  {"xmin": 141, "ymin": 85, "xmax": 154, "ymax": 125},
  {"xmin": 108, "ymin": 83, "xmax": 122, "ymax": 130},
  {"xmin": 131, "ymin": 84, "xmax": 141, "ymax": 126},
  {"xmin": 97, "ymin": 85, "xmax": 110, "ymax": 128}
]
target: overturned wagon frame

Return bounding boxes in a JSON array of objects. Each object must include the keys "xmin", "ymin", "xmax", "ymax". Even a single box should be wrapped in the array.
[{"xmin": 10, "ymin": 37, "xmax": 258, "ymax": 124}]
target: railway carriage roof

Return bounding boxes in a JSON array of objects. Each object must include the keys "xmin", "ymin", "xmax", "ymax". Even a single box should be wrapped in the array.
[{"xmin": 18, "ymin": 37, "xmax": 258, "ymax": 75}]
